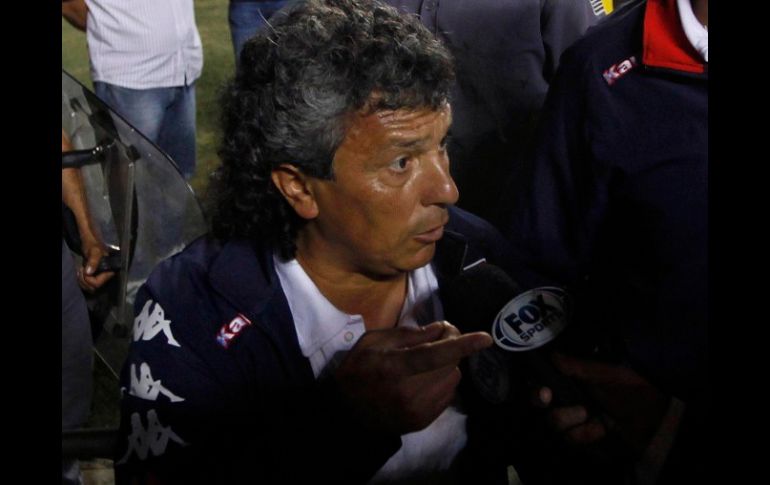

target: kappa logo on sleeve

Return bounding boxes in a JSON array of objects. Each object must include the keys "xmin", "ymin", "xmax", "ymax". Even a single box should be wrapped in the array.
[
  {"xmin": 117, "ymin": 409, "xmax": 187, "ymax": 464},
  {"xmin": 128, "ymin": 362, "xmax": 185, "ymax": 403},
  {"xmin": 603, "ymin": 56, "xmax": 639, "ymax": 85},
  {"xmin": 133, "ymin": 300, "xmax": 180, "ymax": 347},
  {"xmin": 216, "ymin": 314, "xmax": 253, "ymax": 349}
]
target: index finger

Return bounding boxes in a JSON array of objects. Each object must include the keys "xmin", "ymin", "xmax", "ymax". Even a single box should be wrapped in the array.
[
  {"xmin": 389, "ymin": 331, "xmax": 492, "ymax": 375},
  {"xmin": 359, "ymin": 321, "xmax": 452, "ymax": 350}
]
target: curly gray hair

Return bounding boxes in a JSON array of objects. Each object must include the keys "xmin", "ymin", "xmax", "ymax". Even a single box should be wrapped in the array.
[{"xmin": 210, "ymin": 0, "xmax": 455, "ymax": 258}]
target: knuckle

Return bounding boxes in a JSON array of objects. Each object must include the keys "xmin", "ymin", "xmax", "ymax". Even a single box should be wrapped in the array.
[
  {"xmin": 392, "ymin": 383, "xmax": 412, "ymax": 409},
  {"xmin": 443, "ymin": 321, "xmax": 460, "ymax": 336},
  {"xmin": 447, "ymin": 367, "xmax": 462, "ymax": 388},
  {"xmin": 378, "ymin": 352, "xmax": 400, "ymax": 378}
]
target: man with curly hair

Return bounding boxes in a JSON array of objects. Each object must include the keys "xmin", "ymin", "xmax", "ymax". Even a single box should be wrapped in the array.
[{"xmin": 114, "ymin": 1, "xmax": 519, "ymax": 483}]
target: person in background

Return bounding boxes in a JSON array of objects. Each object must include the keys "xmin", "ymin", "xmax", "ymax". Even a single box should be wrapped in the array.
[
  {"xmin": 61, "ymin": 130, "xmax": 115, "ymax": 484},
  {"xmin": 500, "ymin": 0, "xmax": 707, "ymax": 483},
  {"xmin": 229, "ymin": 0, "xmax": 288, "ymax": 68},
  {"xmin": 66, "ymin": 0, "xmax": 203, "ymax": 180},
  {"xmin": 384, "ymin": 0, "xmax": 605, "ymax": 227},
  {"xmin": 62, "ymin": 0, "xmax": 87, "ymax": 30}
]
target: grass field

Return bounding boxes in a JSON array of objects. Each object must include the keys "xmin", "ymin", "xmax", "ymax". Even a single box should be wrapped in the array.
[{"xmin": 62, "ymin": 0, "xmax": 235, "ymax": 199}]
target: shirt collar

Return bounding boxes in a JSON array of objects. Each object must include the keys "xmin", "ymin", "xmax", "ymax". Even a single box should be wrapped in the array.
[
  {"xmin": 676, "ymin": 0, "xmax": 708, "ymax": 62},
  {"xmin": 643, "ymin": 0, "xmax": 707, "ymax": 73},
  {"xmin": 273, "ymin": 255, "xmax": 443, "ymax": 362},
  {"xmin": 273, "ymin": 255, "xmax": 356, "ymax": 359}
]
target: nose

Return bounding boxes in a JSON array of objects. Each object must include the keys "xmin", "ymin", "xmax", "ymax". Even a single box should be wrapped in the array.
[{"xmin": 421, "ymin": 150, "xmax": 459, "ymax": 207}]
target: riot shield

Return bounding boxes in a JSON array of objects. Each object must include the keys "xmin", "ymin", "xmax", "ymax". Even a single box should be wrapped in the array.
[{"xmin": 61, "ymin": 69, "xmax": 209, "ymax": 376}]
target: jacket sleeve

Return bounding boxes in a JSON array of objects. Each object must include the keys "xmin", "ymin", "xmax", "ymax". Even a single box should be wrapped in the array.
[
  {"xmin": 114, "ymin": 281, "xmax": 402, "ymax": 484},
  {"xmin": 113, "ymin": 283, "xmax": 240, "ymax": 484},
  {"xmin": 502, "ymin": 41, "xmax": 613, "ymax": 289},
  {"xmin": 501, "ymin": 36, "xmax": 708, "ymax": 485}
]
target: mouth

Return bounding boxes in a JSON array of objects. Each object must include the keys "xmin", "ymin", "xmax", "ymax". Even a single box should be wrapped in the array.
[{"xmin": 414, "ymin": 219, "xmax": 448, "ymax": 244}]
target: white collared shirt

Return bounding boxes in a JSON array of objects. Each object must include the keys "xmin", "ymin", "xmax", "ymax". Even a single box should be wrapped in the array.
[
  {"xmin": 677, "ymin": 0, "xmax": 708, "ymax": 62},
  {"xmin": 85, "ymin": 0, "xmax": 203, "ymax": 89},
  {"xmin": 274, "ymin": 255, "xmax": 467, "ymax": 484}
]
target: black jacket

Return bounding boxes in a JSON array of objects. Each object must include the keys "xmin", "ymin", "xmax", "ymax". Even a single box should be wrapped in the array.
[{"xmin": 501, "ymin": 1, "xmax": 707, "ymax": 483}]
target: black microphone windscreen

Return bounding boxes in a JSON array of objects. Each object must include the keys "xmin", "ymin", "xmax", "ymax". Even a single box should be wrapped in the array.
[{"xmin": 442, "ymin": 263, "xmax": 522, "ymax": 334}]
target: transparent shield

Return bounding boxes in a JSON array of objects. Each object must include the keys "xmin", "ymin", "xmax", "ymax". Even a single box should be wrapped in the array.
[{"xmin": 62, "ymin": 69, "xmax": 209, "ymax": 373}]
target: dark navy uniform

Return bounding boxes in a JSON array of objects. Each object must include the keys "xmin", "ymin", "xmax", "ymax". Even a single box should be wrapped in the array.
[{"xmin": 501, "ymin": 1, "xmax": 707, "ymax": 483}]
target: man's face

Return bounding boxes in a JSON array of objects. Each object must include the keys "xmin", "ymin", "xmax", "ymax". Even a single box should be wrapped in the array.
[{"xmin": 302, "ymin": 103, "xmax": 458, "ymax": 277}]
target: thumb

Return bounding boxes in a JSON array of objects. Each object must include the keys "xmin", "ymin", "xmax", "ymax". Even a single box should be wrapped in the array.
[{"xmin": 84, "ymin": 248, "xmax": 103, "ymax": 276}]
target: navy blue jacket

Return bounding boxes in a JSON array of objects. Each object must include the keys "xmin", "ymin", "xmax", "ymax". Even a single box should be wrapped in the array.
[
  {"xmin": 500, "ymin": 0, "xmax": 707, "ymax": 482},
  {"xmin": 114, "ymin": 206, "xmax": 515, "ymax": 484}
]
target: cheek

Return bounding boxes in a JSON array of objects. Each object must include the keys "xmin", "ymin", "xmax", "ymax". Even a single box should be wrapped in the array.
[
  {"xmin": 366, "ymin": 185, "xmax": 422, "ymax": 237},
  {"xmin": 324, "ymin": 177, "xmax": 423, "ymax": 251}
]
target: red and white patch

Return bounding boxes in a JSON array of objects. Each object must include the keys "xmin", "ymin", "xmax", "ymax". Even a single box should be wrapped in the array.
[
  {"xmin": 602, "ymin": 56, "xmax": 638, "ymax": 85},
  {"xmin": 216, "ymin": 314, "xmax": 253, "ymax": 349}
]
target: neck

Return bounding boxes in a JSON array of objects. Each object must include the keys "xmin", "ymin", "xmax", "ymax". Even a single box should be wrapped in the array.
[
  {"xmin": 295, "ymin": 240, "xmax": 408, "ymax": 331},
  {"xmin": 690, "ymin": 0, "xmax": 708, "ymax": 27}
]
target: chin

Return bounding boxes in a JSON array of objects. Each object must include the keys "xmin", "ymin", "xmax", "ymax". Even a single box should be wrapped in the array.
[
  {"xmin": 367, "ymin": 243, "xmax": 437, "ymax": 278},
  {"xmin": 403, "ymin": 243, "xmax": 437, "ymax": 271}
]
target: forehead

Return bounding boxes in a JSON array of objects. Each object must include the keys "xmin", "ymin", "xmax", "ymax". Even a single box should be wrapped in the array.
[
  {"xmin": 371, "ymin": 103, "xmax": 452, "ymax": 135},
  {"xmin": 340, "ymin": 104, "xmax": 452, "ymax": 155}
]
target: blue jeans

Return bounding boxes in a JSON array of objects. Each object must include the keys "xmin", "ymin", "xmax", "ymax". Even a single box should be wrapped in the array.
[
  {"xmin": 94, "ymin": 82, "xmax": 197, "ymax": 179},
  {"xmin": 62, "ymin": 241, "xmax": 92, "ymax": 484},
  {"xmin": 229, "ymin": 1, "xmax": 288, "ymax": 66}
]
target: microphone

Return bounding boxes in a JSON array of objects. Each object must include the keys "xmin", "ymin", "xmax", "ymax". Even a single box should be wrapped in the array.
[
  {"xmin": 443, "ymin": 263, "xmax": 589, "ymax": 408},
  {"xmin": 444, "ymin": 263, "xmax": 633, "ymax": 476}
]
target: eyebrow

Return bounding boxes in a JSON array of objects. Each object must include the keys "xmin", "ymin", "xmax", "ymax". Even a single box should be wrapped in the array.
[
  {"xmin": 391, "ymin": 133, "xmax": 450, "ymax": 150},
  {"xmin": 392, "ymin": 137, "xmax": 429, "ymax": 149}
]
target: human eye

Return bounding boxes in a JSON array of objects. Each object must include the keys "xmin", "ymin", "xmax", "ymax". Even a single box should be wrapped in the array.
[{"xmin": 388, "ymin": 156, "xmax": 412, "ymax": 174}]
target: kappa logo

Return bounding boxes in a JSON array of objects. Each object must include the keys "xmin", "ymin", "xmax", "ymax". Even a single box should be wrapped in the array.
[
  {"xmin": 133, "ymin": 300, "xmax": 180, "ymax": 347},
  {"xmin": 603, "ymin": 56, "xmax": 638, "ymax": 85},
  {"xmin": 216, "ymin": 314, "xmax": 253, "ymax": 349},
  {"xmin": 117, "ymin": 410, "xmax": 187, "ymax": 464},
  {"xmin": 128, "ymin": 362, "xmax": 185, "ymax": 403}
]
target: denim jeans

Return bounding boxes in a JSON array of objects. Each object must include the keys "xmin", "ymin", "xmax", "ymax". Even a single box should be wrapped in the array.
[
  {"xmin": 62, "ymin": 239, "xmax": 92, "ymax": 485},
  {"xmin": 94, "ymin": 81, "xmax": 197, "ymax": 180},
  {"xmin": 62, "ymin": 239, "xmax": 93, "ymax": 432},
  {"xmin": 229, "ymin": 1, "xmax": 288, "ymax": 66}
]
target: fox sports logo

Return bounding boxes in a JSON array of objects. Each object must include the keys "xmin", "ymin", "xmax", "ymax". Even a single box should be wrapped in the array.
[{"xmin": 492, "ymin": 287, "xmax": 572, "ymax": 352}]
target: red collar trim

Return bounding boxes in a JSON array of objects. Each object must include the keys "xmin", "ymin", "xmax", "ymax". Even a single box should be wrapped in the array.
[{"xmin": 643, "ymin": 0, "xmax": 705, "ymax": 74}]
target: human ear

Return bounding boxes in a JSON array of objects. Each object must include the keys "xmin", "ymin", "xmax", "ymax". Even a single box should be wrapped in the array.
[{"xmin": 270, "ymin": 164, "xmax": 319, "ymax": 220}]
